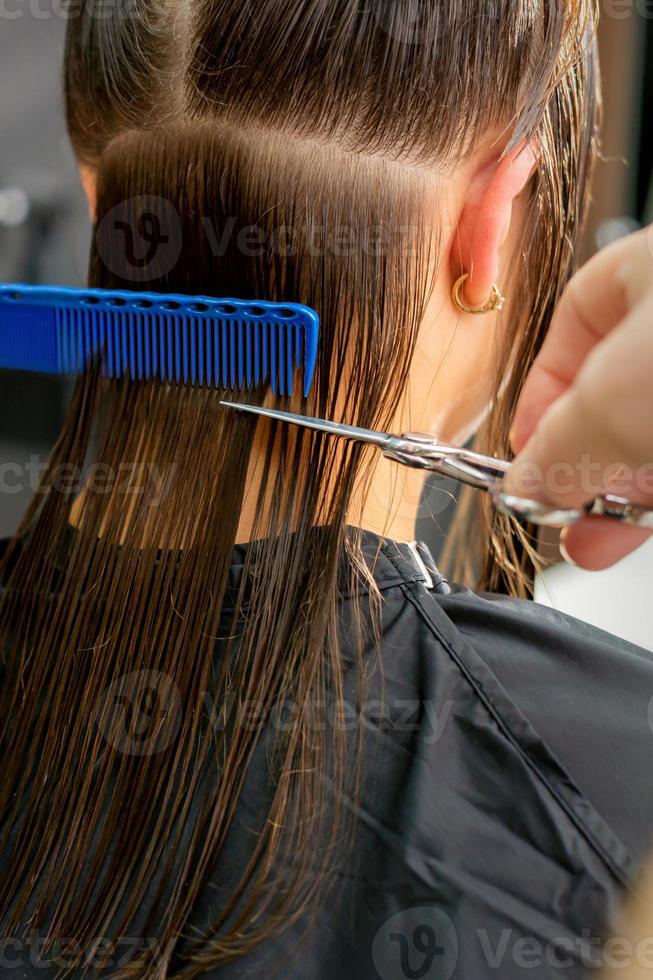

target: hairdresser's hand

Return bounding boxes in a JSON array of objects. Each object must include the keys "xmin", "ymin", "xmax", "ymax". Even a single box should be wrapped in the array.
[{"xmin": 503, "ymin": 225, "xmax": 653, "ymax": 570}]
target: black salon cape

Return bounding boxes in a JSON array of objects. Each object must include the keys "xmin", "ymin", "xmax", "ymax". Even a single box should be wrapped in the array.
[{"xmin": 1, "ymin": 530, "xmax": 653, "ymax": 979}]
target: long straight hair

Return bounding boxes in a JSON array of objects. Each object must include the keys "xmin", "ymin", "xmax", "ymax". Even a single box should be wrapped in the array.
[{"xmin": 0, "ymin": 1, "xmax": 599, "ymax": 974}]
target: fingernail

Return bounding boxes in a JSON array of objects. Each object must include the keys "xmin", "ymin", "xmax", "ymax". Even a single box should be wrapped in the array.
[{"xmin": 559, "ymin": 528, "xmax": 578, "ymax": 567}]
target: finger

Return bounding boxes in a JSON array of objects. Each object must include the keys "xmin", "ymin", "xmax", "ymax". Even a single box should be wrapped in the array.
[
  {"xmin": 503, "ymin": 386, "xmax": 628, "ymax": 509},
  {"xmin": 560, "ymin": 519, "xmax": 652, "ymax": 571},
  {"xmin": 510, "ymin": 233, "xmax": 641, "ymax": 454},
  {"xmin": 505, "ymin": 289, "xmax": 653, "ymax": 510}
]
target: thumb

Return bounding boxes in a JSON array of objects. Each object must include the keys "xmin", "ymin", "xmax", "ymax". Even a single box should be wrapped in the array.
[
  {"xmin": 509, "ymin": 231, "xmax": 644, "ymax": 455},
  {"xmin": 503, "ymin": 386, "xmax": 614, "ymax": 510},
  {"xmin": 503, "ymin": 386, "xmax": 652, "ymax": 570}
]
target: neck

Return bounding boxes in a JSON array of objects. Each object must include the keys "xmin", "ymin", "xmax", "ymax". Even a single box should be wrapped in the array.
[
  {"xmin": 69, "ymin": 421, "xmax": 426, "ymax": 548},
  {"xmin": 237, "ymin": 431, "xmax": 425, "ymax": 545}
]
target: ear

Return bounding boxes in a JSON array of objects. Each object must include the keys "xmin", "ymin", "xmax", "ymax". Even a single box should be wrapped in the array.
[
  {"xmin": 79, "ymin": 164, "xmax": 97, "ymax": 221},
  {"xmin": 451, "ymin": 142, "xmax": 537, "ymax": 308}
]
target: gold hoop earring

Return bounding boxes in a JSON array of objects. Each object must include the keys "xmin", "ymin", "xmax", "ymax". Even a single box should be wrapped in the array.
[{"xmin": 452, "ymin": 273, "xmax": 506, "ymax": 315}]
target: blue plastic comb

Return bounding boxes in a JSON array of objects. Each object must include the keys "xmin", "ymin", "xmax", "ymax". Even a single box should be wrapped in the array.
[{"xmin": 0, "ymin": 284, "xmax": 320, "ymax": 397}]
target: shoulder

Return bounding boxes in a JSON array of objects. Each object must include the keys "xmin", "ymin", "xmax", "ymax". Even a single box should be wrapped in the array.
[
  {"xmin": 415, "ymin": 582, "xmax": 653, "ymax": 866},
  {"xmin": 437, "ymin": 584, "xmax": 653, "ymax": 718},
  {"xmin": 439, "ymin": 583, "xmax": 653, "ymax": 676},
  {"xmin": 349, "ymin": 576, "xmax": 642, "ymax": 919}
]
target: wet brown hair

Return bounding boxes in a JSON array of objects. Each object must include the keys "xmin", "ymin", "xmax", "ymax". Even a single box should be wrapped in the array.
[{"xmin": 0, "ymin": 1, "xmax": 599, "ymax": 974}]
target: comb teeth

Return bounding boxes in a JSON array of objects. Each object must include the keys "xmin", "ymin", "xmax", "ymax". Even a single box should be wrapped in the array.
[{"xmin": 0, "ymin": 286, "xmax": 320, "ymax": 398}]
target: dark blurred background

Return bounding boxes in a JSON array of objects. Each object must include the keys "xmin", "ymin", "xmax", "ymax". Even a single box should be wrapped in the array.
[
  {"xmin": 0, "ymin": 5, "xmax": 652, "ymax": 543},
  {"xmin": 0, "ymin": 11, "xmax": 89, "ymax": 536}
]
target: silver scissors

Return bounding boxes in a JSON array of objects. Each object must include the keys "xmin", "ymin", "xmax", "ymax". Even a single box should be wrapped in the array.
[{"xmin": 220, "ymin": 402, "xmax": 653, "ymax": 530}]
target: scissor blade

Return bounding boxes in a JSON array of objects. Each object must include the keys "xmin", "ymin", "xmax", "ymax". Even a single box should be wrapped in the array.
[{"xmin": 219, "ymin": 402, "xmax": 391, "ymax": 449}]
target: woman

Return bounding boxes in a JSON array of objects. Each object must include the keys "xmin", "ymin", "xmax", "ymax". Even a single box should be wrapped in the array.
[{"xmin": 0, "ymin": 1, "xmax": 652, "ymax": 977}]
